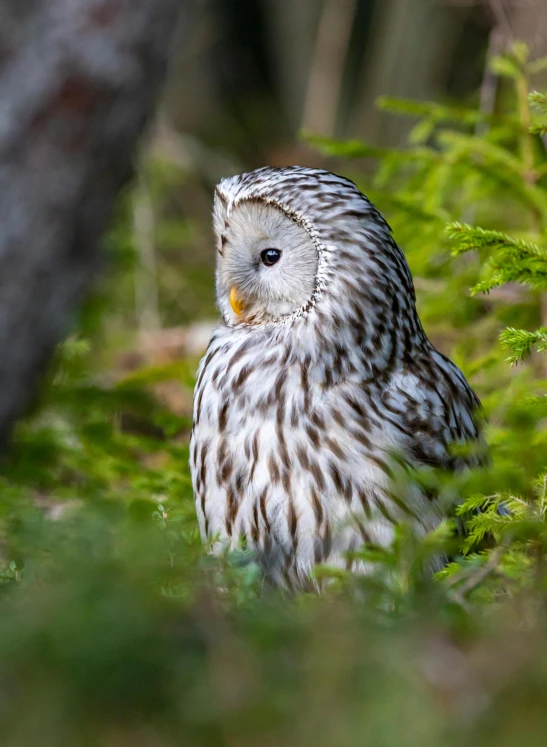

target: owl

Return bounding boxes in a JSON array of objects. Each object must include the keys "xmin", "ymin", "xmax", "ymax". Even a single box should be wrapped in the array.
[{"xmin": 190, "ymin": 166, "xmax": 481, "ymax": 588}]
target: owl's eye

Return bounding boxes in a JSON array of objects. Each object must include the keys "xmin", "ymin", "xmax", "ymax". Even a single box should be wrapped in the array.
[{"xmin": 260, "ymin": 248, "xmax": 282, "ymax": 267}]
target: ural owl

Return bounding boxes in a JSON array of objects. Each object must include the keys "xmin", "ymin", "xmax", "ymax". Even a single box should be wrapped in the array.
[{"xmin": 190, "ymin": 166, "xmax": 481, "ymax": 587}]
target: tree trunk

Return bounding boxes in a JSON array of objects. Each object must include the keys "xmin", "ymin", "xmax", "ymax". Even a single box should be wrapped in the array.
[{"xmin": 0, "ymin": 0, "xmax": 181, "ymax": 444}]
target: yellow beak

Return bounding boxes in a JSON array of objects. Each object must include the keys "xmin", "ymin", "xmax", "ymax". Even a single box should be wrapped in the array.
[{"xmin": 230, "ymin": 286, "xmax": 246, "ymax": 316}]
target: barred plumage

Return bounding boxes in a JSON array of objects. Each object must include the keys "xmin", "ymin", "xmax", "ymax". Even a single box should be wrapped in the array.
[{"xmin": 190, "ymin": 166, "xmax": 481, "ymax": 587}]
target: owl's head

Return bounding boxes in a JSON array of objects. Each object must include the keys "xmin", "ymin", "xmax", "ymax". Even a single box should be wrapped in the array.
[
  {"xmin": 214, "ymin": 196, "xmax": 319, "ymax": 324},
  {"xmin": 213, "ymin": 166, "xmax": 417, "ymax": 337}
]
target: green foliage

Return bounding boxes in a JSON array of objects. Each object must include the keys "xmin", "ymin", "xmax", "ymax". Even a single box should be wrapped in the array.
[
  {"xmin": 446, "ymin": 223, "xmax": 547, "ymax": 294},
  {"xmin": 500, "ymin": 327, "xmax": 547, "ymax": 363}
]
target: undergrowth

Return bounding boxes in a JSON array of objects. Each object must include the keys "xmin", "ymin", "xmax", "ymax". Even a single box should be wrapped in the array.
[{"xmin": 0, "ymin": 42, "xmax": 547, "ymax": 746}]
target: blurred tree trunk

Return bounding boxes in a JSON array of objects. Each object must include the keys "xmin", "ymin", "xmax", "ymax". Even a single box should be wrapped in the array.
[
  {"xmin": 265, "ymin": 0, "xmax": 321, "ymax": 131},
  {"xmin": 0, "ymin": 0, "xmax": 181, "ymax": 445},
  {"xmin": 300, "ymin": 0, "xmax": 357, "ymax": 137},
  {"xmin": 349, "ymin": 0, "xmax": 464, "ymax": 144}
]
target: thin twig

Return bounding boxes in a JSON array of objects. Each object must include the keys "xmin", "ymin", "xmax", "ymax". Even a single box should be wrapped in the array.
[
  {"xmin": 460, "ymin": 25, "xmax": 503, "ymax": 224},
  {"xmin": 451, "ymin": 539, "xmax": 511, "ymax": 603}
]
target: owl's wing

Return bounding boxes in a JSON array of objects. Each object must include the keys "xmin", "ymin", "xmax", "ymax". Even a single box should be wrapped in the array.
[{"xmin": 381, "ymin": 349, "xmax": 483, "ymax": 471}]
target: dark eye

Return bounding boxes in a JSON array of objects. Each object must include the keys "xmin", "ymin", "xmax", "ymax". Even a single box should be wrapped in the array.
[{"xmin": 260, "ymin": 248, "xmax": 282, "ymax": 267}]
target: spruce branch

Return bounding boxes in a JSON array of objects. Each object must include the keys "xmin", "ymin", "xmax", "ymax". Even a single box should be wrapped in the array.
[
  {"xmin": 438, "ymin": 131, "xmax": 525, "ymax": 179},
  {"xmin": 438, "ymin": 132, "xmax": 547, "ymax": 218},
  {"xmin": 376, "ymin": 96, "xmax": 484, "ymax": 127},
  {"xmin": 301, "ymin": 132, "xmax": 439, "ymax": 164},
  {"xmin": 500, "ymin": 327, "xmax": 547, "ymax": 364},
  {"xmin": 446, "ymin": 224, "xmax": 547, "ymax": 258},
  {"xmin": 530, "ymin": 91, "xmax": 547, "ymax": 112}
]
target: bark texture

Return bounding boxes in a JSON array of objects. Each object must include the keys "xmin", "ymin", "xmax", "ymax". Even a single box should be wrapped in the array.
[{"xmin": 0, "ymin": 0, "xmax": 181, "ymax": 443}]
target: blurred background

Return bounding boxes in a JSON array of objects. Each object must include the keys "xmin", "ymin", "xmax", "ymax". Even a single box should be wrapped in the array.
[{"xmin": 3, "ymin": 1, "xmax": 547, "ymax": 745}]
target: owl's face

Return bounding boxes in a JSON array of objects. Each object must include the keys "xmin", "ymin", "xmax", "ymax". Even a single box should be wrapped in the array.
[{"xmin": 214, "ymin": 197, "xmax": 318, "ymax": 324}]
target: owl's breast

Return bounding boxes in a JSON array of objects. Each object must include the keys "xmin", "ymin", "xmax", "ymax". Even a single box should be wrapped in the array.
[
  {"xmin": 190, "ymin": 331, "xmax": 441, "ymax": 585},
  {"xmin": 191, "ymin": 334, "xmax": 317, "ymax": 562}
]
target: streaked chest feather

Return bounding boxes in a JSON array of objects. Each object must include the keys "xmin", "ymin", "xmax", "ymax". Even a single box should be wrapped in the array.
[{"xmin": 190, "ymin": 330, "xmax": 441, "ymax": 583}]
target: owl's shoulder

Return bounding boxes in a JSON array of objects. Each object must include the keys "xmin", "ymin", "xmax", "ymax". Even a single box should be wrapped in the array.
[{"xmin": 380, "ymin": 351, "xmax": 482, "ymax": 469}]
